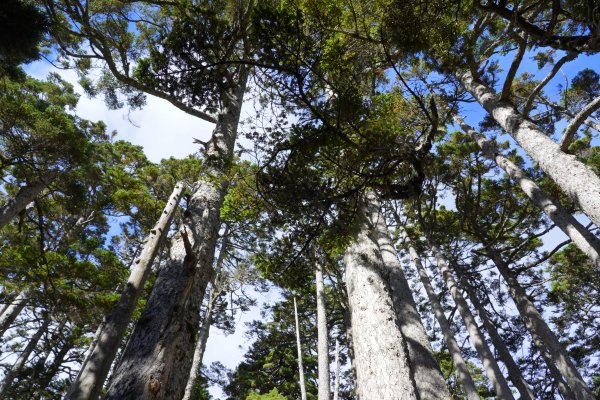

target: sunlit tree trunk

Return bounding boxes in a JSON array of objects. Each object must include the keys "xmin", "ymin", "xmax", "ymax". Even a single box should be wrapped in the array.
[
  {"xmin": 105, "ymin": 70, "xmax": 248, "ymax": 400},
  {"xmin": 294, "ymin": 297, "xmax": 308, "ymax": 400},
  {"xmin": 484, "ymin": 247, "xmax": 594, "ymax": 400},
  {"xmin": 428, "ymin": 240, "xmax": 515, "ymax": 400},
  {"xmin": 460, "ymin": 276, "xmax": 536, "ymax": 400},
  {"xmin": 0, "ymin": 170, "xmax": 58, "ymax": 229},
  {"xmin": 399, "ymin": 228, "xmax": 480, "ymax": 400},
  {"xmin": 315, "ymin": 255, "xmax": 331, "ymax": 400},
  {"xmin": 66, "ymin": 182, "xmax": 185, "ymax": 400},
  {"xmin": 344, "ymin": 192, "xmax": 418, "ymax": 400},
  {"xmin": 457, "ymin": 69, "xmax": 600, "ymax": 228},
  {"xmin": 333, "ymin": 339, "xmax": 341, "ymax": 400},
  {"xmin": 0, "ymin": 289, "xmax": 29, "ymax": 338},
  {"xmin": 374, "ymin": 210, "xmax": 450, "ymax": 399}
]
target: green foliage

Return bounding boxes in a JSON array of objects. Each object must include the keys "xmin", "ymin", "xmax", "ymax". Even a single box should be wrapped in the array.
[
  {"xmin": 436, "ymin": 351, "xmax": 494, "ymax": 399},
  {"xmin": 247, "ymin": 388, "xmax": 288, "ymax": 400}
]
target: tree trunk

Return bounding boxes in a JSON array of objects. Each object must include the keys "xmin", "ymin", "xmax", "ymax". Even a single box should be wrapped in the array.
[
  {"xmin": 428, "ymin": 240, "xmax": 515, "ymax": 400},
  {"xmin": 344, "ymin": 191, "xmax": 417, "ymax": 400},
  {"xmin": 485, "ymin": 247, "xmax": 594, "ymax": 400},
  {"xmin": 456, "ymin": 69, "xmax": 600, "ymax": 228},
  {"xmin": 315, "ymin": 255, "xmax": 331, "ymax": 400},
  {"xmin": 34, "ymin": 327, "xmax": 76, "ymax": 397},
  {"xmin": 66, "ymin": 182, "xmax": 185, "ymax": 400},
  {"xmin": 294, "ymin": 297, "xmax": 308, "ymax": 400},
  {"xmin": 0, "ymin": 289, "xmax": 29, "ymax": 338},
  {"xmin": 459, "ymin": 275, "xmax": 535, "ymax": 400},
  {"xmin": 104, "ymin": 70, "xmax": 247, "ymax": 400},
  {"xmin": 373, "ymin": 208, "xmax": 450, "ymax": 400},
  {"xmin": 333, "ymin": 339, "xmax": 340, "ymax": 400},
  {"xmin": 182, "ymin": 227, "xmax": 230, "ymax": 400},
  {"xmin": 399, "ymin": 228, "xmax": 480, "ymax": 400},
  {"xmin": 0, "ymin": 170, "xmax": 58, "ymax": 229},
  {"xmin": 456, "ymin": 116, "xmax": 600, "ymax": 268},
  {"xmin": 0, "ymin": 314, "xmax": 51, "ymax": 397}
]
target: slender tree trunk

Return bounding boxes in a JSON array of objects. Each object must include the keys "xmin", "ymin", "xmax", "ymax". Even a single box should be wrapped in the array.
[
  {"xmin": 0, "ymin": 289, "xmax": 29, "ymax": 338},
  {"xmin": 182, "ymin": 227, "xmax": 230, "ymax": 400},
  {"xmin": 456, "ymin": 116, "xmax": 600, "ymax": 267},
  {"xmin": 34, "ymin": 327, "xmax": 77, "ymax": 397},
  {"xmin": 315, "ymin": 255, "xmax": 331, "ymax": 400},
  {"xmin": 294, "ymin": 297, "xmax": 308, "ymax": 400},
  {"xmin": 344, "ymin": 192, "xmax": 418, "ymax": 400},
  {"xmin": 373, "ymin": 208, "xmax": 450, "ymax": 400},
  {"xmin": 105, "ymin": 70, "xmax": 248, "ymax": 400},
  {"xmin": 399, "ymin": 228, "xmax": 480, "ymax": 400},
  {"xmin": 333, "ymin": 339, "xmax": 340, "ymax": 400},
  {"xmin": 0, "ymin": 170, "xmax": 58, "ymax": 229},
  {"xmin": 428, "ymin": 240, "xmax": 515, "ymax": 400},
  {"xmin": 456, "ymin": 69, "xmax": 600, "ymax": 228},
  {"xmin": 66, "ymin": 182, "xmax": 185, "ymax": 400},
  {"xmin": 484, "ymin": 247, "xmax": 594, "ymax": 400},
  {"xmin": 0, "ymin": 315, "xmax": 51, "ymax": 397},
  {"xmin": 460, "ymin": 276, "xmax": 536, "ymax": 400}
]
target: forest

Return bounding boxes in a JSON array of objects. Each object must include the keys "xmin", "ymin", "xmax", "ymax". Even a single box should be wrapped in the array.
[{"xmin": 0, "ymin": 0, "xmax": 599, "ymax": 399}]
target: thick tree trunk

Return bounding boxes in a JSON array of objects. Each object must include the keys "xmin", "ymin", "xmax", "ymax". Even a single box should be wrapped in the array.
[
  {"xmin": 66, "ymin": 182, "xmax": 185, "ymax": 400},
  {"xmin": 0, "ymin": 170, "xmax": 58, "ymax": 229},
  {"xmin": 0, "ymin": 315, "xmax": 51, "ymax": 397},
  {"xmin": 399, "ymin": 228, "xmax": 480, "ymax": 400},
  {"xmin": 0, "ymin": 289, "xmax": 29, "ymax": 338},
  {"xmin": 373, "ymin": 209, "xmax": 450, "ymax": 400},
  {"xmin": 333, "ymin": 339, "xmax": 340, "ymax": 400},
  {"xmin": 182, "ymin": 228, "xmax": 230, "ymax": 400},
  {"xmin": 428, "ymin": 241, "xmax": 515, "ymax": 400},
  {"xmin": 460, "ymin": 277, "xmax": 535, "ymax": 400},
  {"xmin": 104, "ymin": 71, "xmax": 247, "ymax": 400},
  {"xmin": 315, "ymin": 256, "xmax": 331, "ymax": 400},
  {"xmin": 294, "ymin": 297, "xmax": 308, "ymax": 400},
  {"xmin": 456, "ymin": 116, "xmax": 600, "ymax": 268},
  {"xmin": 456, "ymin": 69, "xmax": 600, "ymax": 228},
  {"xmin": 485, "ymin": 248, "xmax": 594, "ymax": 400},
  {"xmin": 344, "ymin": 192, "xmax": 417, "ymax": 400}
]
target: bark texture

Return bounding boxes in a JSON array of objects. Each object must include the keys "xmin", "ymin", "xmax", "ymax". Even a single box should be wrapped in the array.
[
  {"xmin": 0, "ymin": 170, "xmax": 58, "ymax": 229},
  {"xmin": 457, "ymin": 69, "xmax": 600, "ymax": 228},
  {"xmin": 399, "ymin": 228, "xmax": 480, "ymax": 400},
  {"xmin": 456, "ymin": 116, "xmax": 600, "ymax": 268},
  {"xmin": 294, "ymin": 297, "xmax": 308, "ymax": 400},
  {"xmin": 66, "ymin": 182, "xmax": 185, "ymax": 400},
  {"xmin": 374, "ymin": 210, "xmax": 450, "ymax": 400},
  {"xmin": 315, "ymin": 258, "xmax": 331, "ymax": 400},
  {"xmin": 105, "ymin": 71, "xmax": 247, "ymax": 400},
  {"xmin": 460, "ymin": 277, "xmax": 535, "ymax": 400},
  {"xmin": 344, "ymin": 192, "xmax": 418, "ymax": 400},
  {"xmin": 429, "ymin": 241, "xmax": 515, "ymax": 400},
  {"xmin": 485, "ymin": 248, "xmax": 594, "ymax": 400}
]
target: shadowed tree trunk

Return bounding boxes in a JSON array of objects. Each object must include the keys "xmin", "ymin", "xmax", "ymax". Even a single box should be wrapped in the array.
[
  {"xmin": 294, "ymin": 297, "xmax": 308, "ymax": 400},
  {"xmin": 428, "ymin": 240, "xmax": 515, "ymax": 400},
  {"xmin": 456, "ymin": 116, "xmax": 600, "ymax": 268},
  {"xmin": 399, "ymin": 227, "xmax": 480, "ymax": 400},
  {"xmin": 105, "ymin": 70, "xmax": 248, "ymax": 400},
  {"xmin": 315, "ymin": 253, "xmax": 331, "ymax": 400},
  {"xmin": 457, "ymin": 69, "xmax": 600, "ymax": 228},
  {"xmin": 344, "ymin": 191, "xmax": 418, "ymax": 400},
  {"xmin": 66, "ymin": 182, "xmax": 185, "ymax": 400}
]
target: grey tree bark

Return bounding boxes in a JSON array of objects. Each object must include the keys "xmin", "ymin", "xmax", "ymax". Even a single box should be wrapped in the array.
[
  {"xmin": 315, "ymin": 256, "xmax": 331, "ymax": 400},
  {"xmin": 294, "ymin": 297, "xmax": 308, "ymax": 400},
  {"xmin": 456, "ymin": 116, "xmax": 600, "ymax": 268},
  {"xmin": 182, "ymin": 227, "xmax": 230, "ymax": 400},
  {"xmin": 344, "ymin": 192, "xmax": 418, "ymax": 400},
  {"xmin": 428, "ymin": 241, "xmax": 515, "ymax": 400},
  {"xmin": 459, "ymin": 276, "xmax": 535, "ymax": 400},
  {"xmin": 399, "ymin": 228, "xmax": 480, "ymax": 400},
  {"xmin": 0, "ymin": 314, "xmax": 51, "ymax": 397},
  {"xmin": 0, "ymin": 289, "xmax": 29, "ymax": 338},
  {"xmin": 484, "ymin": 247, "xmax": 594, "ymax": 400},
  {"xmin": 333, "ymin": 339, "xmax": 340, "ymax": 400},
  {"xmin": 65, "ymin": 182, "xmax": 185, "ymax": 400},
  {"xmin": 104, "ymin": 70, "xmax": 248, "ymax": 400},
  {"xmin": 0, "ymin": 170, "xmax": 58, "ymax": 229},
  {"xmin": 457, "ymin": 69, "xmax": 600, "ymax": 228},
  {"xmin": 373, "ymin": 207, "xmax": 450, "ymax": 400}
]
